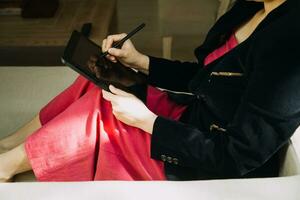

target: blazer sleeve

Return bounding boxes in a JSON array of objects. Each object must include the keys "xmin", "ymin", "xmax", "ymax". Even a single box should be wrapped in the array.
[
  {"xmin": 147, "ymin": 56, "xmax": 203, "ymax": 92},
  {"xmin": 150, "ymin": 43, "xmax": 300, "ymax": 176}
]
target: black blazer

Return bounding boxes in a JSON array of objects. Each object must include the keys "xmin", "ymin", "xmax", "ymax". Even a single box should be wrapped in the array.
[{"xmin": 148, "ymin": 0, "xmax": 300, "ymax": 180}]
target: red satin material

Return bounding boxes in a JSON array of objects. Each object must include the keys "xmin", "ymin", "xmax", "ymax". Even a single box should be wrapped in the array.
[
  {"xmin": 204, "ymin": 34, "xmax": 238, "ymax": 66},
  {"xmin": 25, "ymin": 34, "xmax": 238, "ymax": 181}
]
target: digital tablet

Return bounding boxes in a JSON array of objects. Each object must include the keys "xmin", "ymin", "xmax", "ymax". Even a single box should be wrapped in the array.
[{"xmin": 61, "ymin": 31, "xmax": 147, "ymax": 92}]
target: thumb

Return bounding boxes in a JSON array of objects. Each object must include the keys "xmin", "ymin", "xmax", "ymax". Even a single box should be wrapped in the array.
[
  {"xmin": 108, "ymin": 48, "xmax": 126, "ymax": 58},
  {"xmin": 109, "ymin": 85, "xmax": 131, "ymax": 97}
]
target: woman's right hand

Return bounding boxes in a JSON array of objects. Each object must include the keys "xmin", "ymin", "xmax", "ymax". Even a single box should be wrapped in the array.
[{"xmin": 102, "ymin": 33, "xmax": 149, "ymax": 73}]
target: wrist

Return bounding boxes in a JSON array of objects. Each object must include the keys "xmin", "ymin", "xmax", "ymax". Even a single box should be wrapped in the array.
[
  {"xmin": 135, "ymin": 53, "xmax": 149, "ymax": 71},
  {"xmin": 140, "ymin": 113, "xmax": 157, "ymax": 134}
]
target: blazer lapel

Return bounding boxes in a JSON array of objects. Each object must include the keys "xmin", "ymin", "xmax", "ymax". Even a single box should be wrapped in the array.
[{"xmin": 194, "ymin": 0, "xmax": 263, "ymax": 62}]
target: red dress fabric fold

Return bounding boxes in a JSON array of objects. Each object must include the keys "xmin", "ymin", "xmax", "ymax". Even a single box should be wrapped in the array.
[{"xmin": 25, "ymin": 34, "xmax": 238, "ymax": 181}]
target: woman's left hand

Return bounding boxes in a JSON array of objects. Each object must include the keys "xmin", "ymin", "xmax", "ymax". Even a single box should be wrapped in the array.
[{"xmin": 102, "ymin": 85, "xmax": 157, "ymax": 134}]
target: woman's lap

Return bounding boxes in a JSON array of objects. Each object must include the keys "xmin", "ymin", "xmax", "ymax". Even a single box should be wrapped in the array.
[
  {"xmin": 25, "ymin": 75, "xmax": 186, "ymax": 181},
  {"xmin": 26, "ymin": 85, "xmax": 102, "ymax": 181},
  {"xmin": 39, "ymin": 75, "xmax": 95, "ymax": 125}
]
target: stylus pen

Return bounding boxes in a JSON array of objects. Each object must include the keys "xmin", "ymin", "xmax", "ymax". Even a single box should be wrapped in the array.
[{"xmin": 99, "ymin": 23, "xmax": 146, "ymax": 58}]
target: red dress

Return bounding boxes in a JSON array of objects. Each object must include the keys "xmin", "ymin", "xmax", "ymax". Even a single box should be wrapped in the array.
[{"xmin": 25, "ymin": 34, "xmax": 238, "ymax": 181}]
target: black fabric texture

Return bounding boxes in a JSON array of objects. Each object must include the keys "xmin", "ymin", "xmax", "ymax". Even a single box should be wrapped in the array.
[{"xmin": 148, "ymin": 0, "xmax": 300, "ymax": 180}]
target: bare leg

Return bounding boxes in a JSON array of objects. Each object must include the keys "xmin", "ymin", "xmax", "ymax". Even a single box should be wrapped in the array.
[
  {"xmin": 0, "ymin": 114, "xmax": 41, "ymax": 153},
  {"xmin": 0, "ymin": 143, "xmax": 32, "ymax": 182}
]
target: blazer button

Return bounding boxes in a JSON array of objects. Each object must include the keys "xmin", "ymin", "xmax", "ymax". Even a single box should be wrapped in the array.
[
  {"xmin": 161, "ymin": 155, "xmax": 167, "ymax": 162},
  {"xmin": 173, "ymin": 158, "xmax": 179, "ymax": 165},
  {"xmin": 167, "ymin": 156, "xmax": 173, "ymax": 163}
]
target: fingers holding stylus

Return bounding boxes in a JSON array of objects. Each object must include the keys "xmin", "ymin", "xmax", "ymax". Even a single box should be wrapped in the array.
[
  {"xmin": 105, "ymin": 33, "xmax": 127, "ymax": 51},
  {"xmin": 100, "ymin": 24, "xmax": 146, "ymax": 69},
  {"xmin": 101, "ymin": 38, "xmax": 115, "ymax": 62},
  {"xmin": 102, "ymin": 33, "xmax": 127, "ymax": 63}
]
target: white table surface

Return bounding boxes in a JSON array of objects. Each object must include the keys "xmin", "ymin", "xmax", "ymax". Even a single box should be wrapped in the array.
[{"xmin": 1, "ymin": 175, "xmax": 300, "ymax": 200}]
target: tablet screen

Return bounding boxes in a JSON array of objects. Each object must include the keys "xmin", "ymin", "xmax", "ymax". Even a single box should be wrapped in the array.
[
  {"xmin": 70, "ymin": 35, "xmax": 105, "ymax": 81},
  {"xmin": 72, "ymin": 36, "xmax": 100, "ymax": 73},
  {"xmin": 63, "ymin": 31, "xmax": 147, "ymax": 92}
]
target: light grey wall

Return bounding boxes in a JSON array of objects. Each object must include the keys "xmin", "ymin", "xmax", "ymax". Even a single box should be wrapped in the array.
[
  {"xmin": 116, "ymin": 0, "xmax": 220, "ymax": 61},
  {"xmin": 117, "ymin": 0, "xmax": 161, "ymax": 56},
  {"xmin": 158, "ymin": 0, "xmax": 218, "ymax": 36},
  {"xmin": 0, "ymin": 67, "xmax": 77, "ymax": 139}
]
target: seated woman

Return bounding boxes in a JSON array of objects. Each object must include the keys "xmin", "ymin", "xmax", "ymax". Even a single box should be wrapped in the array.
[{"xmin": 0, "ymin": 0, "xmax": 299, "ymax": 182}]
